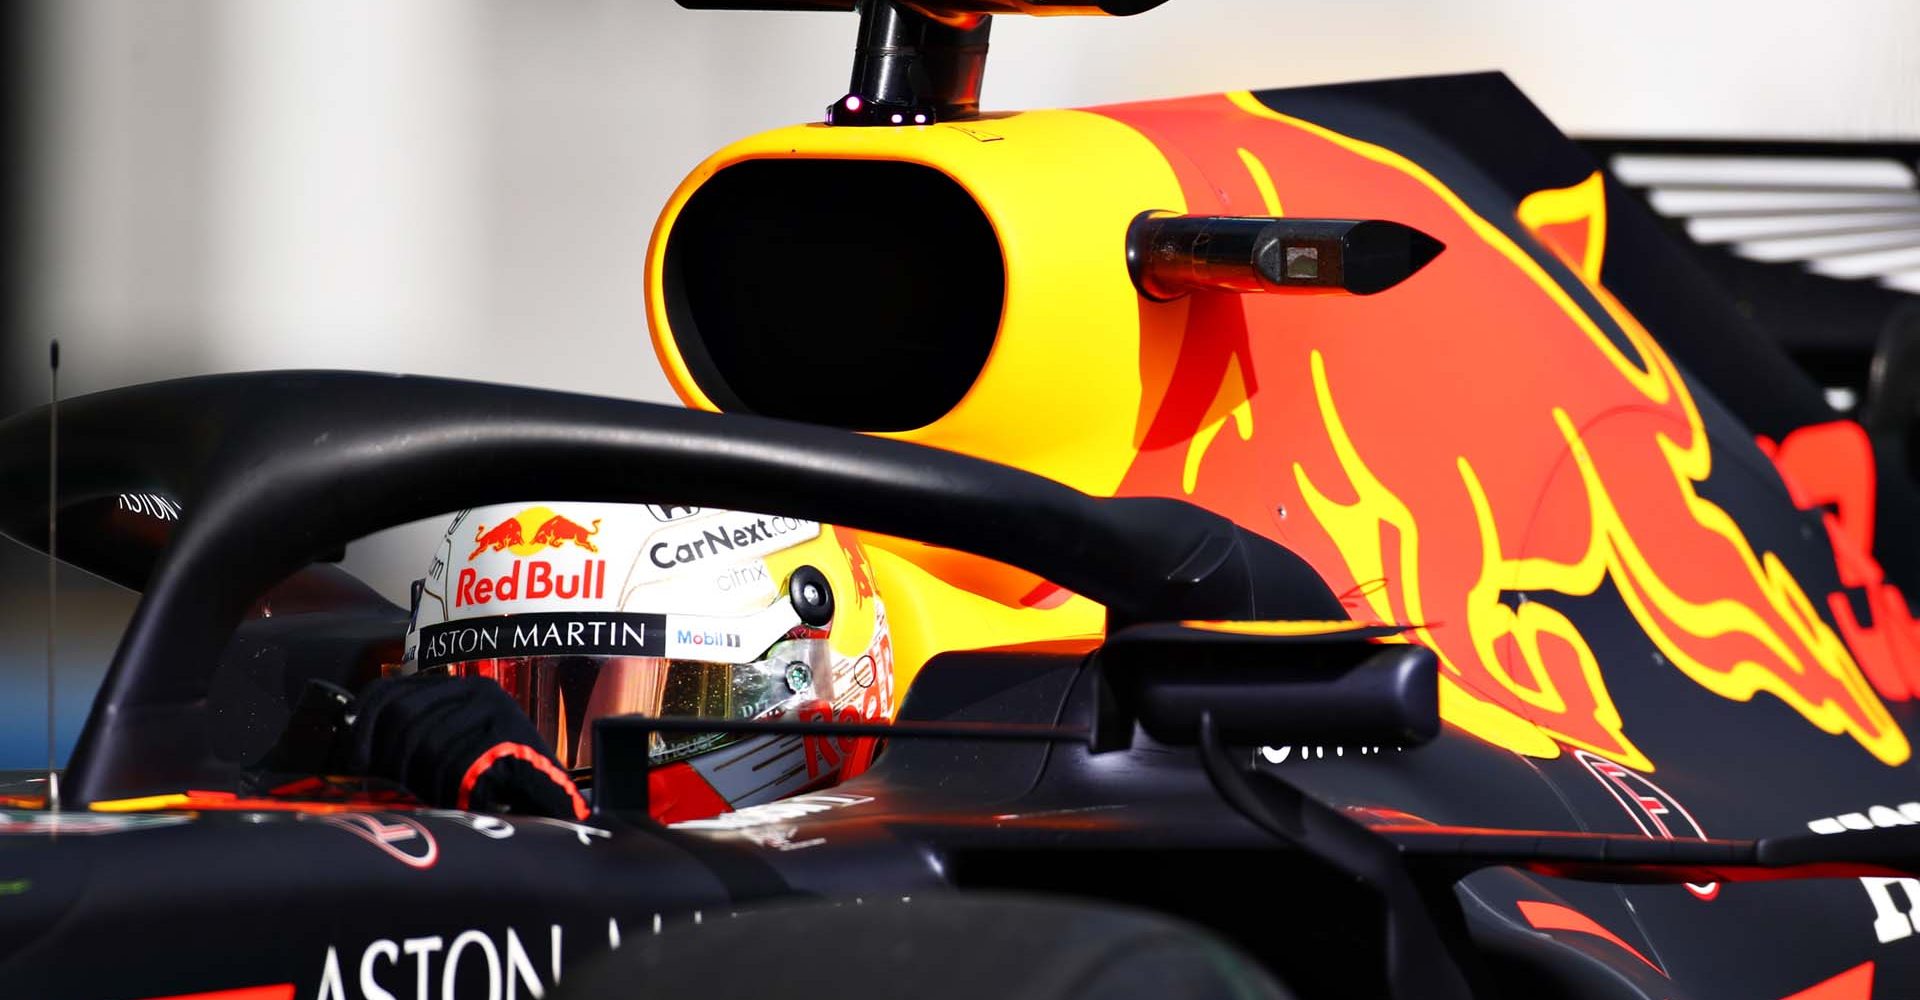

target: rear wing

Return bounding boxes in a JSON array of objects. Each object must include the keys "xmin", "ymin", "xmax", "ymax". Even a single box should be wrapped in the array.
[{"xmin": 1581, "ymin": 136, "xmax": 1920, "ymax": 391}]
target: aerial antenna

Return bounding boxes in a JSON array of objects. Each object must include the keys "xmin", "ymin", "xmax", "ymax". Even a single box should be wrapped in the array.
[
  {"xmin": 827, "ymin": 2, "xmax": 991, "ymax": 127},
  {"xmin": 673, "ymin": 0, "xmax": 1167, "ymax": 126},
  {"xmin": 45, "ymin": 339, "xmax": 59, "ymax": 812}
]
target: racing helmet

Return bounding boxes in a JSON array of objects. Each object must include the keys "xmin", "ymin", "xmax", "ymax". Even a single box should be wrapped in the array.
[{"xmin": 404, "ymin": 502, "xmax": 893, "ymax": 822}]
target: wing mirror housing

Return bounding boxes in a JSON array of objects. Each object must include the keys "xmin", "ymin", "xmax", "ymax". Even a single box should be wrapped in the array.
[
  {"xmin": 1128, "ymin": 214, "xmax": 1445, "ymax": 299},
  {"xmin": 1089, "ymin": 621, "xmax": 1441, "ymax": 752}
]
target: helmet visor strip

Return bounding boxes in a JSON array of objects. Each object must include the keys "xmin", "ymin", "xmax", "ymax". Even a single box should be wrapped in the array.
[{"xmin": 426, "ymin": 592, "xmax": 832, "ymax": 770}]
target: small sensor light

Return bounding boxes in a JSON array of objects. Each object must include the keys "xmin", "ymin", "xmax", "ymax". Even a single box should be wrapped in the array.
[
  {"xmin": 890, "ymin": 113, "xmax": 904, "ymax": 124},
  {"xmin": 914, "ymin": 113, "xmax": 927, "ymax": 124},
  {"xmin": 1284, "ymin": 245, "xmax": 1320, "ymax": 280},
  {"xmin": 844, "ymin": 95, "xmax": 863, "ymax": 112},
  {"xmin": 1127, "ymin": 214, "xmax": 1444, "ymax": 299}
]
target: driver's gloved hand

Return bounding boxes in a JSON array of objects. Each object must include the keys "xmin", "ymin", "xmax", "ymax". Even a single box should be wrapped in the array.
[{"xmin": 346, "ymin": 673, "xmax": 589, "ymax": 821}]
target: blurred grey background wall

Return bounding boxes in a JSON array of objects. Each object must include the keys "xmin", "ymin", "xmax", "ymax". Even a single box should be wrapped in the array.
[
  {"xmin": 19, "ymin": 0, "xmax": 1920, "ymax": 415},
  {"xmin": 3, "ymin": 0, "xmax": 1919, "ymax": 765}
]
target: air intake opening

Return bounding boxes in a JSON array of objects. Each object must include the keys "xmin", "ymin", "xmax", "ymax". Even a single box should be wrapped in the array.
[{"xmin": 663, "ymin": 159, "xmax": 1005, "ymax": 431}]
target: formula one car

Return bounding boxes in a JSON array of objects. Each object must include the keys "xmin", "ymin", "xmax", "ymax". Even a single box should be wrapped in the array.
[{"xmin": 8, "ymin": 2, "xmax": 1920, "ymax": 998}]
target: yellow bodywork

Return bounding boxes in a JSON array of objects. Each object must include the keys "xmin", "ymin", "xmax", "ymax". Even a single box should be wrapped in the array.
[{"xmin": 646, "ymin": 111, "xmax": 1188, "ymax": 696}]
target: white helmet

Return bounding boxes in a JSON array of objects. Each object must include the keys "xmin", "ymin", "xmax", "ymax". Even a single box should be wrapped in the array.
[{"xmin": 405, "ymin": 502, "xmax": 894, "ymax": 822}]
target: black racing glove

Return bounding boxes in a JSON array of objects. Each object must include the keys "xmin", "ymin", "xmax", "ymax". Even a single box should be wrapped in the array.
[{"xmin": 345, "ymin": 673, "xmax": 588, "ymax": 821}]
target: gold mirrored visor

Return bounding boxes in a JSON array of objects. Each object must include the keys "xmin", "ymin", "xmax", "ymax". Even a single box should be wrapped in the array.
[
  {"xmin": 439, "ymin": 643, "xmax": 831, "ymax": 770},
  {"xmin": 414, "ymin": 600, "xmax": 821, "ymax": 769}
]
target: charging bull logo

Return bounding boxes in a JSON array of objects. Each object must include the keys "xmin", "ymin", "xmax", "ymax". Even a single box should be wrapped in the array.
[
  {"xmin": 471, "ymin": 506, "xmax": 602, "ymax": 559},
  {"xmin": 651, "ymin": 91, "xmax": 1908, "ymax": 772},
  {"xmin": 1094, "ymin": 93, "xmax": 1906, "ymax": 771}
]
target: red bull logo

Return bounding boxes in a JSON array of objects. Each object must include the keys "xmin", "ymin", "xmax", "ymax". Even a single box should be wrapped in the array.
[
  {"xmin": 1093, "ymin": 93, "xmax": 1906, "ymax": 771},
  {"xmin": 459, "ymin": 506, "xmax": 608, "ymax": 608},
  {"xmin": 455, "ymin": 560, "xmax": 607, "ymax": 608},
  {"xmin": 471, "ymin": 506, "xmax": 601, "ymax": 559}
]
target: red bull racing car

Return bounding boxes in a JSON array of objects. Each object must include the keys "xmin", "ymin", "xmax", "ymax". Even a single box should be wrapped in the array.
[{"xmin": 8, "ymin": 1, "xmax": 1920, "ymax": 997}]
